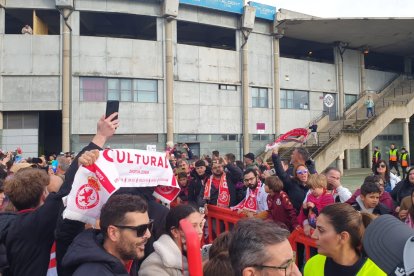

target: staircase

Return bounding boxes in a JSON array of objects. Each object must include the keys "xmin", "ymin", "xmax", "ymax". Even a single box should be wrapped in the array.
[{"xmin": 311, "ymin": 75, "xmax": 414, "ymax": 172}]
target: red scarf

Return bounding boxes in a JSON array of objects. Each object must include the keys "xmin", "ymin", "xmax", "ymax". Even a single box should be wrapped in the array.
[
  {"xmin": 204, "ymin": 173, "xmax": 230, "ymax": 207},
  {"xmin": 232, "ymin": 181, "xmax": 262, "ymax": 212}
]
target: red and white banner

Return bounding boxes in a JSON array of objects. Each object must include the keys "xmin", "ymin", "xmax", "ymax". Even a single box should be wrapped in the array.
[
  {"xmin": 265, "ymin": 128, "xmax": 309, "ymax": 151},
  {"xmin": 63, "ymin": 149, "xmax": 180, "ymax": 224}
]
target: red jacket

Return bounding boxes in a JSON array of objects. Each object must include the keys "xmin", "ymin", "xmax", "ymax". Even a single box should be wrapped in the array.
[
  {"xmin": 298, "ymin": 191, "xmax": 334, "ymax": 226},
  {"xmin": 266, "ymin": 191, "xmax": 299, "ymax": 231}
]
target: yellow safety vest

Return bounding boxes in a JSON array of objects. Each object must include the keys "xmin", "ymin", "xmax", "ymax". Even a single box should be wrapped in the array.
[
  {"xmin": 372, "ymin": 151, "xmax": 380, "ymax": 163},
  {"xmin": 401, "ymin": 153, "xmax": 409, "ymax": 167},
  {"xmin": 389, "ymin": 149, "xmax": 398, "ymax": 162},
  {"xmin": 304, "ymin": 254, "xmax": 386, "ymax": 276}
]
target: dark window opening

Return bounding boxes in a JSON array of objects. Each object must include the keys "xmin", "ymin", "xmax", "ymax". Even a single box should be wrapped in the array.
[
  {"xmin": 5, "ymin": 9, "xmax": 60, "ymax": 35},
  {"xmin": 80, "ymin": 11, "xmax": 156, "ymax": 40},
  {"xmin": 365, "ymin": 52, "xmax": 404, "ymax": 73},
  {"xmin": 280, "ymin": 37, "xmax": 334, "ymax": 64},
  {"xmin": 177, "ymin": 21, "xmax": 236, "ymax": 51}
]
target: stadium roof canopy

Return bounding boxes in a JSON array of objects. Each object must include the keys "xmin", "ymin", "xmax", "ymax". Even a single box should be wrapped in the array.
[{"xmin": 276, "ymin": 17, "xmax": 414, "ymax": 56}]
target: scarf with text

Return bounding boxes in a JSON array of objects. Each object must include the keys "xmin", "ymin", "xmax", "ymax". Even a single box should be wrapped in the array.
[
  {"xmin": 231, "ymin": 180, "xmax": 263, "ymax": 213},
  {"xmin": 203, "ymin": 173, "xmax": 230, "ymax": 207}
]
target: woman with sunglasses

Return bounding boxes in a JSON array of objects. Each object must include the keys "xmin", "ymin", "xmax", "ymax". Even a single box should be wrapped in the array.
[
  {"xmin": 272, "ymin": 147, "xmax": 314, "ymax": 214},
  {"xmin": 374, "ymin": 160, "xmax": 400, "ymax": 193},
  {"xmin": 139, "ymin": 204, "xmax": 204, "ymax": 276},
  {"xmin": 304, "ymin": 203, "xmax": 386, "ymax": 276}
]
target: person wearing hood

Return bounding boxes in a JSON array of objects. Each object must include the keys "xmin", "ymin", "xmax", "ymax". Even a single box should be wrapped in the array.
[
  {"xmin": 139, "ymin": 205, "xmax": 204, "ymax": 276},
  {"xmin": 392, "ymin": 167, "xmax": 414, "ymax": 216},
  {"xmin": 62, "ymin": 194, "xmax": 152, "ymax": 275}
]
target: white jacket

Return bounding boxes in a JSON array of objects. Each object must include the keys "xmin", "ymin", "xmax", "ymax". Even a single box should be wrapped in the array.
[{"xmin": 139, "ymin": 234, "xmax": 188, "ymax": 276}]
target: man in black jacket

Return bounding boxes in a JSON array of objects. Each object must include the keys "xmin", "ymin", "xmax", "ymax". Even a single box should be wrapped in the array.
[
  {"xmin": 62, "ymin": 194, "xmax": 151, "ymax": 275},
  {"xmin": 3, "ymin": 113, "xmax": 118, "ymax": 276},
  {"xmin": 188, "ymin": 160, "xmax": 211, "ymax": 205}
]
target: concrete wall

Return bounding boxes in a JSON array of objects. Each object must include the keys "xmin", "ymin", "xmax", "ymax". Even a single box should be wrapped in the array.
[
  {"xmin": 75, "ymin": 0, "xmax": 160, "ymax": 16},
  {"xmin": 2, "ymin": 129, "xmax": 38, "ymax": 157},
  {"xmin": 5, "ymin": 0, "xmax": 55, "ymax": 9},
  {"xmin": 366, "ymin": 69, "xmax": 399, "ymax": 92},
  {"xmin": 177, "ymin": 5, "xmax": 238, "ymax": 29}
]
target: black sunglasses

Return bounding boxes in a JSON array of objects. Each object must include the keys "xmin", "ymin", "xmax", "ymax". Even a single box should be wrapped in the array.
[{"xmin": 114, "ymin": 219, "xmax": 154, "ymax": 237}]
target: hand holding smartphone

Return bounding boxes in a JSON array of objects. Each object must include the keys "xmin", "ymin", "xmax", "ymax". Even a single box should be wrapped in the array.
[{"xmin": 105, "ymin": 100, "xmax": 119, "ymax": 121}]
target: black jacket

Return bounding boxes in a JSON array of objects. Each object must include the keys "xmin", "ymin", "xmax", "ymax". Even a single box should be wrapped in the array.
[
  {"xmin": 351, "ymin": 201, "xmax": 391, "ymax": 215},
  {"xmin": 272, "ymin": 154, "xmax": 316, "ymax": 214},
  {"xmin": 391, "ymin": 179, "xmax": 414, "ymax": 206},
  {"xmin": 197, "ymin": 164, "xmax": 242, "ymax": 207},
  {"xmin": 188, "ymin": 167, "xmax": 211, "ymax": 204},
  {"xmin": 0, "ymin": 212, "xmax": 16, "ymax": 275},
  {"xmin": 62, "ymin": 229, "xmax": 129, "ymax": 276},
  {"xmin": 6, "ymin": 142, "xmax": 101, "ymax": 276}
]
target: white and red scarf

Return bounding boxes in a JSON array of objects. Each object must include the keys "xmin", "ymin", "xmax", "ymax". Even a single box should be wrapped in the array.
[
  {"xmin": 203, "ymin": 173, "xmax": 230, "ymax": 207},
  {"xmin": 231, "ymin": 180, "xmax": 263, "ymax": 213}
]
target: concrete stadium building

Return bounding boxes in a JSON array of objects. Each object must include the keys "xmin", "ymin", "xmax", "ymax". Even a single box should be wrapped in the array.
[{"xmin": 0, "ymin": 0, "xmax": 413, "ymax": 171}]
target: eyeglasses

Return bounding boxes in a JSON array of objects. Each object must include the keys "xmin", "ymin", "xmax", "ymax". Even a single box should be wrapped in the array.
[
  {"xmin": 252, "ymin": 252, "xmax": 296, "ymax": 276},
  {"xmin": 379, "ymin": 164, "xmax": 386, "ymax": 168},
  {"xmin": 296, "ymin": 169, "xmax": 308, "ymax": 175},
  {"xmin": 113, "ymin": 219, "xmax": 154, "ymax": 237}
]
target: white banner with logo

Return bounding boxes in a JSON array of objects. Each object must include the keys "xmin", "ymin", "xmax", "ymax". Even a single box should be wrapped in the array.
[{"xmin": 63, "ymin": 149, "xmax": 180, "ymax": 225}]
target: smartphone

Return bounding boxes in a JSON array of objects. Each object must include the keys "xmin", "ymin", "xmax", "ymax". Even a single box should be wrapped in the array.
[{"xmin": 105, "ymin": 100, "xmax": 119, "ymax": 121}]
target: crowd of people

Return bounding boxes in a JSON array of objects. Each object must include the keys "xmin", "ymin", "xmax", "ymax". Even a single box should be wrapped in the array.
[{"xmin": 0, "ymin": 113, "xmax": 412, "ymax": 275}]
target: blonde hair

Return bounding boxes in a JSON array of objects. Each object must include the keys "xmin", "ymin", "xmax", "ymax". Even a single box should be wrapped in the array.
[{"xmin": 307, "ymin": 174, "xmax": 327, "ymax": 189}]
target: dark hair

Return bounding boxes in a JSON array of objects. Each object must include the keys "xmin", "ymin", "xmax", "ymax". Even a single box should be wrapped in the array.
[
  {"xmin": 177, "ymin": 172, "xmax": 188, "ymax": 180},
  {"xmin": 363, "ymin": 175, "xmax": 384, "ymax": 187},
  {"xmin": 406, "ymin": 167, "xmax": 414, "ymax": 182},
  {"xmin": 165, "ymin": 205, "xmax": 198, "ymax": 238},
  {"xmin": 264, "ymin": 176, "xmax": 283, "ymax": 192},
  {"xmin": 209, "ymin": 231, "xmax": 232, "ymax": 259},
  {"xmin": 4, "ymin": 168, "xmax": 49, "ymax": 211},
  {"xmin": 212, "ymin": 150, "xmax": 220, "ymax": 157},
  {"xmin": 322, "ymin": 167, "xmax": 341, "ymax": 175},
  {"xmin": 203, "ymin": 252, "xmax": 234, "ymax": 276},
  {"xmin": 243, "ymin": 168, "xmax": 257, "ymax": 177},
  {"xmin": 293, "ymin": 163, "xmax": 309, "ymax": 179},
  {"xmin": 235, "ymin": 160, "xmax": 245, "ymax": 171},
  {"xmin": 229, "ymin": 218, "xmax": 289, "ymax": 276},
  {"xmin": 374, "ymin": 160, "xmax": 390, "ymax": 183},
  {"xmin": 360, "ymin": 181, "xmax": 380, "ymax": 196},
  {"xmin": 321, "ymin": 203, "xmax": 370, "ymax": 254},
  {"xmin": 195, "ymin": 160, "xmax": 206, "ymax": 168},
  {"xmin": 225, "ymin": 153, "xmax": 236, "ymax": 163},
  {"xmin": 294, "ymin": 147, "xmax": 310, "ymax": 162},
  {"xmin": 100, "ymin": 194, "xmax": 148, "ymax": 239},
  {"xmin": 408, "ymin": 189, "xmax": 414, "ymax": 222}
]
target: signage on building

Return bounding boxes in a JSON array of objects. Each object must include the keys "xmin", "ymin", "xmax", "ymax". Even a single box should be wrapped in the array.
[
  {"xmin": 323, "ymin": 94, "xmax": 335, "ymax": 108},
  {"xmin": 179, "ymin": 0, "xmax": 244, "ymax": 14},
  {"xmin": 248, "ymin": 1, "xmax": 276, "ymax": 21},
  {"xmin": 257, "ymin": 123, "xmax": 265, "ymax": 134}
]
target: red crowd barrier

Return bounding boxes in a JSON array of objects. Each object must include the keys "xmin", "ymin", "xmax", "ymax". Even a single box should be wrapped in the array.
[
  {"xmin": 205, "ymin": 204, "xmax": 246, "ymax": 243},
  {"xmin": 179, "ymin": 218, "xmax": 203, "ymax": 276},
  {"xmin": 288, "ymin": 228, "xmax": 317, "ymax": 264}
]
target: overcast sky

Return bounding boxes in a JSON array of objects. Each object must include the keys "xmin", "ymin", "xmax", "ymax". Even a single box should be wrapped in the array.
[{"xmin": 250, "ymin": 0, "xmax": 414, "ymax": 17}]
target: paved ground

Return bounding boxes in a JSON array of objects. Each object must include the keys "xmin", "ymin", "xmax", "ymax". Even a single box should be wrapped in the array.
[{"xmin": 342, "ymin": 168, "xmax": 373, "ymax": 192}]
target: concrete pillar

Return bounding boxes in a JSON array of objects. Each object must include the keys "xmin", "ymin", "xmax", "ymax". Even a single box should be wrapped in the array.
[
  {"xmin": 367, "ymin": 142, "xmax": 373, "ymax": 168},
  {"xmin": 165, "ymin": 18, "xmax": 174, "ymax": 144},
  {"xmin": 273, "ymin": 37, "xmax": 281, "ymax": 136},
  {"xmin": 360, "ymin": 52, "xmax": 366, "ymax": 94},
  {"xmin": 241, "ymin": 36, "xmax": 250, "ymax": 155},
  {"xmin": 345, "ymin": 149, "xmax": 351, "ymax": 169},
  {"xmin": 61, "ymin": 9, "xmax": 72, "ymax": 152},
  {"xmin": 0, "ymin": 7, "xmax": 5, "ymax": 34},
  {"xmin": 404, "ymin": 57, "xmax": 412, "ymax": 75},
  {"xmin": 334, "ymin": 46, "xmax": 345, "ymax": 119},
  {"xmin": 336, "ymin": 152, "xmax": 344, "ymax": 175},
  {"xmin": 403, "ymin": 118, "xmax": 410, "ymax": 153}
]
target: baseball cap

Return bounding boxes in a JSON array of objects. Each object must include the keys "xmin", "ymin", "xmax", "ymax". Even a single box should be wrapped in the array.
[
  {"xmin": 363, "ymin": 215, "xmax": 414, "ymax": 276},
  {"xmin": 243, "ymin": 153, "xmax": 255, "ymax": 161}
]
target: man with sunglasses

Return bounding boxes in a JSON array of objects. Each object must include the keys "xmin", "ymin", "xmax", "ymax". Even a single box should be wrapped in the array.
[{"xmin": 63, "ymin": 194, "xmax": 152, "ymax": 275}]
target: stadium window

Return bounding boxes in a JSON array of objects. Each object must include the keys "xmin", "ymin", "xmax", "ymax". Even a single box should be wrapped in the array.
[
  {"xmin": 219, "ymin": 84, "xmax": 237, "ymax": 91},
  {"xmin": 5, "ymin": 9, "xmax": 60, "ymax": 35},
  {"xmin": 251, "ymin": 88, "xmax": 268, "ymax": 108},
  {"xmin": 80, "ymin": 11, "xmax": 156, "ymax": 40},
  {"xmin": 345, "ymin": 94, "xmax": 358, "ymax": 109},
  {"xmin": 252, "ymin": 134, "xmax": 272, "ymax": 141},
  {"xmin": 281, "ymin": 89, "xmax": 309, "ymax": 110},
  {"xmin": 365, "ymin": 52, "xmax": 404, "ymax": 73},
  {"xmin": 280, "ymin": 37, "xmax": 334, "ymax": 64},
  {"xmin": 80, "ymin": 77, "xmax": 157, "ymax": 103},
  {"xmin": 177, "ymin": 21, "xmax": 236, "ymax": 51}
]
